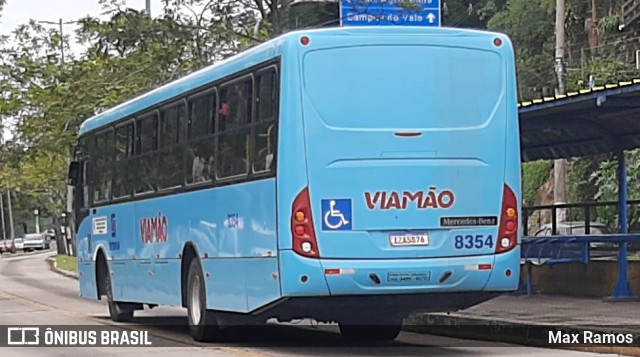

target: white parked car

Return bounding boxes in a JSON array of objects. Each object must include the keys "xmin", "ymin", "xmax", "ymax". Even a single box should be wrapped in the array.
[
  {"xmin": 13, "ymin": 238, "xmax": 24, "ymax": 251},
  {"xmin": 532, "ymin": 221, "xmax": 617, "ymax": 249},
  {"xmin": 22, "ymin": 233, "xmax": 50, "ymax": 251}
]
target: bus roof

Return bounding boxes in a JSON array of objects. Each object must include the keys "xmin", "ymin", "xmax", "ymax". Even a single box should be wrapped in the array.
[{"xmin": 78, "ymin": 26, "xmax": 508, "ymax": 136}]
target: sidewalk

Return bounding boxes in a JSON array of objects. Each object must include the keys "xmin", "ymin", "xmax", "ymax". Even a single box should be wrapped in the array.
[
  {"xmin": 405, "ymin": 294, "xmax": 640, "ymax": 354},
  {"xmin": 423, "ymin": 294, "xmax": 640, "ymax": 325}
]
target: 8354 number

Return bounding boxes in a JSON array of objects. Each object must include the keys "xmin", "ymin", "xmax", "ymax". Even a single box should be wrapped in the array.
[{"xmin": 454, "ymin": 235, "xmax": 493, "ymax": 249}]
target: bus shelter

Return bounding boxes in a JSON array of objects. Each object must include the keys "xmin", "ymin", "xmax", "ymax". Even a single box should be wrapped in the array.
[{"xmin": 519, "ymin": 79, "xmax": 640, "ymax": 301}]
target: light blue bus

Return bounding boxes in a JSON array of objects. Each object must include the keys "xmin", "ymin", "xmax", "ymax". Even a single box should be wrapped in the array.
[{"xmin": 68, "ymin": 26, "xmax": 521, "ymax": 342}]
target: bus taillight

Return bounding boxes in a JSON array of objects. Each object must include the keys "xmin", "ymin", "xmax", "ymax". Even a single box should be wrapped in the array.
[
  {"xmin": 292, "ymin": 187, "xmax": 320, "ymax": 258},
  {"xmin": 496, "ymin": 184, "xmax": 518, "ymax": 254}
]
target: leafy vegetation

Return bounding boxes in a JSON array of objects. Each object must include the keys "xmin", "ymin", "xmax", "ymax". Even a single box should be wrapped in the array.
[{"xmin": 522, "ymin": 161, "xmax": 552, "ymax": 205}]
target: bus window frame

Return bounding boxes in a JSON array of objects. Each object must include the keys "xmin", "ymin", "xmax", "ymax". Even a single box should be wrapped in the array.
[
  {"xmin": 187, "ymin": 88, "xmax": 217, "ymax": 140},
  {"xmin": 111, "ymin": 119, "xmax": 136, "ymax": 202},
  {"xmin": 158, "ymin": 98, "xmax": 189, "ymax": 193},
  {"xmin": 185, "ymin": 88, "xmax": 217, "ymax": 189},
  {"xmin": 92, "ymin": 127, "xmax": 115, "ymax": 205},
  {"xmin": 75, "ymin": 137, "xmax": 91, "ymax": 211},
  {"xmin": 133, "ymin": 109, "xmax": 160, "ymax": 197},
  {"xmin": 216, "ymin": 73, "xmax": 255, "ymax": 182},
  {"xmin": 252, "ymin": 65, "xmax": 279, "ymax": 176}
]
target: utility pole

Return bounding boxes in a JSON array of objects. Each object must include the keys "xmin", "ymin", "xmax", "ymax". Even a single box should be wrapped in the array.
[
  {"xmin": 34, "ymin": 209, "xmax": 40, "ymax": 234},
  {"xmin": 38, "ymin": 18, "xmax": 76, "ymax": 66},
  {"xmin": 39, "ymin": 17, "xmax": 76, "ymax": 255},
  {"xmin": 146, "ymin": 0, "xmax": 151, "ymax": 16},
  {"xmin": 590, "ymin": 0, "xmax": 598, "ymax": 58},
  {"xmin": 58, "ymin": 19, "xmax": 64, "ymax": 64},
  {"xmin": 1, "ymin": 141, "xmax": 14, "ymax": 243},
  {"xmin": 7, "ymin": 190, "xmax": 14, "ymax": 242},
  {"xmin": 554, "ymin": 0, "xmax": 567, "ymax": 224},
  {"xmin": 0, "ymin": 191, "xmax": 5, "ymax": 241},
  {"xmin": 0, "ymin": 139, "xmax": 5, "ymax": 242},
  {"xmin": 555, "ymin": 0, "xmax": 566, "ymax": 95}
]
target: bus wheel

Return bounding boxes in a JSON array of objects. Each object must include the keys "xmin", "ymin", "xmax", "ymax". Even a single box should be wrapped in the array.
[
  {"xmin": 187, "ymin": 258, "xmax": 219, "ymax": 342},
  {"xmin": 338, "ymin": 320, "xmax": 402, "ymax": 341},
  {"xmin": 103, "ymin": 262, "xmax": 134, "ymax": 322}
]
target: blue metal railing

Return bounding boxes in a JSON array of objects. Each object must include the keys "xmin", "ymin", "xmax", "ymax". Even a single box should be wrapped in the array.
[{"xmin": 521, "ymin": 234, "xmax": 640, "ymax": 300}]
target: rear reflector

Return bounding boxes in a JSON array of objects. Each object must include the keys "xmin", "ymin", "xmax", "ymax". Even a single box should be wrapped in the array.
[
  {"xmin": 324, "ymin": 268, "xmax": 356, "ymax": 275},
  {"xmin": 465, "ymin": 264, "xmax": 493, "ymax": 271}
]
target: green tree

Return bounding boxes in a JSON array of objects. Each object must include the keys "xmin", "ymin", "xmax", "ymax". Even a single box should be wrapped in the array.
[
  {"xmin": 567, "ymin": 58, "xmax": 640, "ymax": 91},
  {"xmin": 0, "ymin": 2, "xmax": 245, "ymax": 221},
  {"xmin": 443, "ymin": 0, "xmax": 507, "ymax": 28},
  {"xmin": 487, "ymin": 0, "xmax": 555, "ymax": 99}
]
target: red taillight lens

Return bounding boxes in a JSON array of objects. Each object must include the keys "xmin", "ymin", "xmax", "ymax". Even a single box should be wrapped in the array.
[
  {"xmin": 496, "ymin": 184, "xmax": 519, "ymax": 253},
  {"xmin": 292, "ymin": 187, "xmax": 320, "ymax": 258}
]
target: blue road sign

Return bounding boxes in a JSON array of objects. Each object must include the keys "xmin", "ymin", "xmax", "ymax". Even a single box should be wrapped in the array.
[{"xmin": 340, "ymin": 0, "xmax": 440, "ymax": 27}]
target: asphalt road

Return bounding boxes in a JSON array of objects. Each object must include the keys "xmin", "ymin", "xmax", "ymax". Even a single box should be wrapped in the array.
[{"xmin": 0, "ymin": 252, "xmax": 620, "ymax": 356}]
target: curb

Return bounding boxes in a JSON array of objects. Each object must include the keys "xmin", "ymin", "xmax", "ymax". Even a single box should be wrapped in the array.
[
  {"xmin": 2, "ymin": 249, "xmax": 55, "ymax": 259},
  {"xmin": 46, "ymin": 257, "xmax": 79, "ymax": 280},
  {"xmin": 403, "ymin": 313, "xmax": 640, "ymax": 356}
]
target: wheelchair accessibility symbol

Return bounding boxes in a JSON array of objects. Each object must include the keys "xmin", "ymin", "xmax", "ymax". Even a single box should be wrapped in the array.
[{"xmin": 321, "ymin": 199, "xmax": 352, "ymax": 231}]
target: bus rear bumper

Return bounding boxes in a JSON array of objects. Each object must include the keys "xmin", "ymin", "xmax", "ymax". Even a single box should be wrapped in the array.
[{"xmin": 280, "ymin": 248, "xmax": 520, "ymax": 297}]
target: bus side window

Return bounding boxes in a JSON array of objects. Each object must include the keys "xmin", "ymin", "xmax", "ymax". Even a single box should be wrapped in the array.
[
  {"xmin": 93, "ymin": 130, "xmax": 113, "ymax": 203},
  {"xmin": 76, "ymin": 137, "xmax": 91, "ymax": 208},
  {"xmin": 135, "ymin": 113, "xmax": 158, "ymax": 194},
  {"xmin": 159, "ymin": 103, "xmax": 186, "ymax": 189},
  {"xmin": 82, "ymin": 161, "xmax": 89, "ymax": 208},
  {"xmin": 187, "ymin": 92, "xmax": 215, "ymax": 184},
  {"xmin": 253, "ymin": 67, "xmax": 278, "ymax": 173},
  {"xmin": 91, "ymin": 134, "xmax": 101, "ymax": 203},
  {"xmin": 217, "ymin": 77, "xmax": 252, "ymax": 178},
  {"xmin": 114, "ymin": 123, "xmax": 134, "ymax": 198}
]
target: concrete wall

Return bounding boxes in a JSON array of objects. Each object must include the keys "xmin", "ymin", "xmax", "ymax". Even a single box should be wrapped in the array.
[{"xmin": 521, "ymin": 261, "xmax": 640, "ymax": 297}]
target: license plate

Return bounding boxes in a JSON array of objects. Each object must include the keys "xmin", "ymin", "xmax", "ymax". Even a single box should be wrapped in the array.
[{"xmin": 389, "ymin": 233, "xmax": 429, "ymax": 247}]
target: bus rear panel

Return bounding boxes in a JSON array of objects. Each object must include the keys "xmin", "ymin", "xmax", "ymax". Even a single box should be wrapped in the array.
[{"xmin": 277, "ymin": 29, "xmax": 521, "ymax": 310}]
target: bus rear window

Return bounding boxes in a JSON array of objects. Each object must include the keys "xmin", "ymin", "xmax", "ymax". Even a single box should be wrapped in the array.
[{"xmin": 302, "ymin": 45, "xmax": 504, "ymax": 129}]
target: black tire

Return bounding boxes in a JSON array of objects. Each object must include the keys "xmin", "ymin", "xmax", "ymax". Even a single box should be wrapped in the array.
[
  {"xmin": 187, "ymin": 258, "xmax": 220, "ymax": 342},
  {"xmin": 339, "ymin": 319, "xmax": 402, "ymax": 341},
  {"xmin": 103, "ymin": 262, "xmax": 134, "ymax": 322}
]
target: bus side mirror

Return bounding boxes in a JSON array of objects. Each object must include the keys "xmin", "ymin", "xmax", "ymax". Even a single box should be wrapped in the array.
[{"xmin": 67, "ymin": 161, "xmax": 79, "ymax": 186}]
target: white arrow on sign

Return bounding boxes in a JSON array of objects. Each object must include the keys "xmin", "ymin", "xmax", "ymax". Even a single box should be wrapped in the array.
[{"xmin": 427, "ymin": 12, "xmax": 436, "ymax": 24}]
